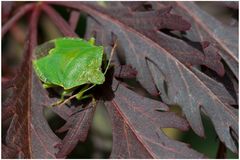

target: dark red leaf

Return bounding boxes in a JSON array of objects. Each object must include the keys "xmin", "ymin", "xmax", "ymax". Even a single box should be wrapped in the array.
[
  {"xmin": 80, "ymin": 2, "xmax": 225, "ymax": 77},
  {"xmin": 2, "ymin": 1, "xmax": 15, "ymax": 24},
  {"xmin": 30, "ymin": 5, "xmax": 95, "ymax": 158},
  {"xmin": 172, "ymin": 1, "xmax": 238, "ymax": 79},
  {"xmin": 118, "ymin": 7, "xmax": 191, "ymax": 31},
  {"xmin": 48, "ymin": 1, "xmax": 238, "ymax": 153},
  {"xmin": 42, "ymin": 4, "xmax": 77, "ymax": 37},
  {"xmin": 2, "ymin": 3, "xmax": 34, "ymax": 37},
  {"xmin": 30, "ymin": 72, "xmax": 62, "ymax": 158},
  {"xmin": 121, "ymin": 1, "xmax": 151, "ymax": 11},
  {"xmin": 224, "ymin": 1, "xmax": 238, "ymax": 10},
  {"xmin": 2, "ymin": 144, "xmax": 18, "ymax": 158},
  {"xmin": 55, "ymin": 104, "xmax": 95, "ymax": 158},
  {"xmin": 2, "ymin": 4, "xmax": 40, "ymax": 158},
  {"xmin": 68, "ymin": 10, "xmax": 80, "ymax": 31},
  {"xmin": 105, "ymin": 79, "xmax": 204, "ymax": 158},
  {"xmin": 191, "ymin": 68, "xmax": 237, "ymax": 105},
  {"xmin": 114, "ymin": 65, "xmax": 137, "ymax": 79},
  {"xmin": 2, "ymin": 1, "xmax": 238, "ymax": 158},
  {"xmin": 2, "ymin": 76, "xmax": 15, "ymax": 90}
]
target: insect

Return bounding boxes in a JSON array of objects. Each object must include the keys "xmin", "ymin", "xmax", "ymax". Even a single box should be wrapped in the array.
[{"xmin": 33, "ymin": 37, "xmax": 116, "ymax": 107}]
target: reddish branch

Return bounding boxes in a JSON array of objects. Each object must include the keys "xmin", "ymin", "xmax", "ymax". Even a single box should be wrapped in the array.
[
  {"xmin": 69, "ymin": 11, "xmax": 81, "ymax": 31},
  {"xmin": 2, "ymin": 3, "xmax": 35, "ymax": 37},
  {"xmin": 42, "ymin": 3, "xmax": 78, "ymax": 37}
]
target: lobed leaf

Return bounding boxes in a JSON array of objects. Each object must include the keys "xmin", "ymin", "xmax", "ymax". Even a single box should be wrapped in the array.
[
  {"xmin": 2, "ymin": 2, "xmax": 238, "ymax": 158},
  {"xmin": 171, "ymin": 1, "xmax": 238, "ymax": 79},
  {"xmin": 2, "ymin": 3, "xmax": 34, "ymax": 37},
  {"xmin": 48, "ymin": 1, "xmax": 238, "ymax": 153},
  {"xmin": 2, "ymin": 4, "xmax": 40, "ymax": 158},
  {"xmin": 54, "ymin": 103, "xmax": 95, "ymax": 158},
  {"xmin": 2, "ymin": 1, "xmax": 15, "ymax": 24},
  {"xmin": 105, "ymin": 79, "xmax": 204, "ymax": 158}
]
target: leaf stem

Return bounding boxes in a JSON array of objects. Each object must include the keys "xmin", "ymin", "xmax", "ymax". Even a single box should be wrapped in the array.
[
  {"xmin": 2, "ymin": 3, "xmax": 35, "ymax": 37},
  {"xmin": 42, "ymin": 3, "xmax": 78, "ymax": 37}
]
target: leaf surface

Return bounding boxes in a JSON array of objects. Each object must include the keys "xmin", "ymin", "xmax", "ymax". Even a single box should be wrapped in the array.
[
  {"xmin": 172, "ymin": 1, "xmax": 238, "ymax": 78},
  {"xmin": 105, "ymin": 79, "xmax": 204, "ymax": 158},
  {"xmin": 86, "ymin": 2, "xmax": 225, "ymax": 77},
  {"xmin": 2, "ymin": 5, "xmax": 39, "ymax": 158},
  {"xmin": 49, "ymin": 1, "xmax": 238, "ymax": 153},
  {"xmin": 2, "ymin": 2, "xmax": 239, "ymax": 158},
  {"xmin": 31, "ymin": 72, "xmax": 61, "ymax": 158},
  {"xmin": 31, "ymin": 5, "xmax": 95, "ymax": 158},
  {"xmin": 54, "ymin": 104, "xmax": 95, "ymax": 158}
]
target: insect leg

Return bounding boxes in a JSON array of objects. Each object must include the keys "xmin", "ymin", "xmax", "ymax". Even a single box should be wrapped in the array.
[
  {"xmin": 75, "ymin": 84, "xmax": 95, "ymax": 100},
  {"xmin": 51, "ymin": 99, "xmax": 64, "ymax": 107},
  {"xmin": 70, "ymin": 96, "xmax": 96, "ymax": 116}
]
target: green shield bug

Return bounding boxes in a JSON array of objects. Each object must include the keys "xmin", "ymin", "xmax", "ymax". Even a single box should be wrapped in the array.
[{"xmin": 33, "ymin": 37, "xmax": 116, "ymax": 107}]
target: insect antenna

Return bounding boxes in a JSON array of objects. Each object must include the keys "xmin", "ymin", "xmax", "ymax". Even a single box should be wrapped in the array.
[{"xmin": 103, "ymin": 41, "xmax": 117, "ymax": 75}]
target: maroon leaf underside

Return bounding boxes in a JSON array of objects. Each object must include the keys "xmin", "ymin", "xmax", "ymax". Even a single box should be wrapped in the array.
[
  {"xmin": 31, "ymin": 58, "xmax": 92, "ymax": 159},
  {"xmin": 2, "ymin": 4, "xmax": 40, "ymax": 158},
  {"xmin": 2, "ymin": 1, "xmax": 238, "ymax": 159},
  {"xmin": 2, "ymin": 3, "xmax": 35, "ymax": 38},
  {"xmin": 40, "ymin": 3, "xmax": 205, "ymax": 158},
  {"xmin": 32, "ymin": 4, "xmax": 95, "ymax": 158},
  {"xmin": 41, "ymin": 3, "xmax": 78, "ymax": 37},
  {"xmin": 2, "ymin": 1, "xmax": 15, "ymax": 24},
  {"xmin": 166, "ymin": 1, "xmax": 238, "ymax": 104},
  {"xmin": 54, "ymin": 104, "xmax": 95, "ymax": 158},
  {"xmin": 191, "ymin": 68, "xmax": 236, "ymax": 105},
  {"xmin": 49, "ymin": 1, "xmax": 238, "ymax": 154},
  {"xmin": 85, "ymin": 2, "xmax": 225, "ymax": 77},
  {"xmin": 31, "ymin": 71, "xmax": 62, "ymax": 159},
  {"xmin": 171, "ymin": 1, "xmax": 238, "ymax": 79},
  {"xmin": 80, "ymin": 2, "xmax": 235, "ymax": 106},
  {"xmin": 2, "ymin": 3, "xmax": 94, "ymax": 158},
  {"xmin": 114, "ymin": 65, "xmax": 138, "ymax": 79},
  {"xmin": 2, "ymin": 144, "xmax": 19, "ymax": 159},
  {"xmin": 105, "ymin": 79, "xmax": 204, "ymax": 158},
  {"xmin": 68, "ymin": 10, "xmax": 81, "ymax": 31},
  {"xmin": 34, "ymin": 7, "xmax": 139, "ymax": 158},
  {"xmin": 224, "ymin": 1, "xmax": 239, "ymax": 10},
  {"xmin": 1, "ymin": 4, "xmax": 67, "ymax": 158}
]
